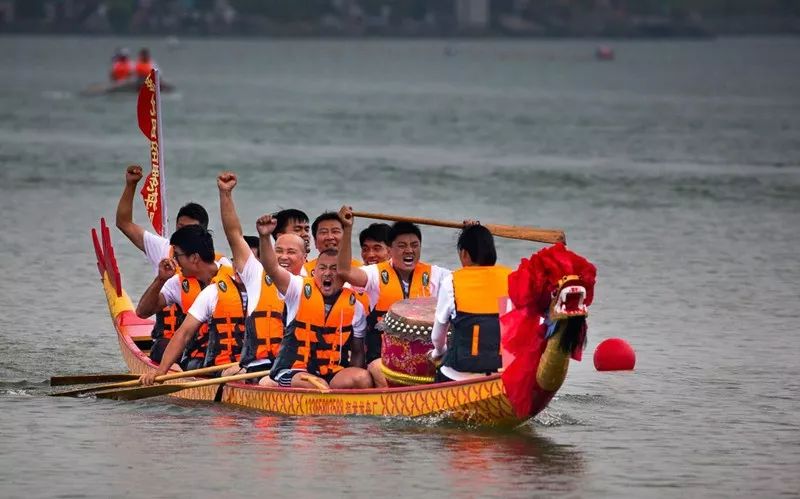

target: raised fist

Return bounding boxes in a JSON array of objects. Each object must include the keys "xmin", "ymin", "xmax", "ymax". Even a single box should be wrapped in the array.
[
  {"xmin": 256, "ymin": 214, "xmax": 277, "ymax": 236},
  {"xmin": 217, "ymin": 171, "xmax": 237, "ymax": 192},
  {"xmin": 338, "ymin": 205, "xmax": 354, "ymax": 228},
  {"xmin": 125, "ymin": 165, "xmax": 143, "ymax": 185}
]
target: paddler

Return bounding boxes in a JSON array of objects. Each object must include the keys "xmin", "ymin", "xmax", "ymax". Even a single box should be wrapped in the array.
[
  {"xmin": 303, "ymin": 212, "xmax": 361, "ymax": 276},
  {"xmin": 336, "ymin": 206, "xmax": 451, "ymax": 387},
  {"xmin": 256, "ymin": 214, "xmax": 373, "ymax": 389},
  {"xmin": 217, "ymin": 172, "xmax": 307, "ymax": 384},
  {"xmin": 135, "ymin": 225, "xmax": 233, "ymax": 371},
  {"xmin": 109, "ymin": 48, "xmax": 133, "ymax": 83},
  {"xmin": 359, "ymin": 223, "xmax": 391, "ymax": 265},
  {"xmin": 273, "ymin": 209, "xmax": 311, "ymax": 255},
  {"xmin": 134, "ymin": 48, "xmax": 154, "ymax": 80},
  {"xmin": 115, "ymin": 165, "xmax": 229, "ymax": 363},
  {"xmin": 429, "ymin": 224, "xmax": 510, "ymax": 381}
]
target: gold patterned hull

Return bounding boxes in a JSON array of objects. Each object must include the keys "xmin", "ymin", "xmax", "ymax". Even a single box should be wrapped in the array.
[{"xmin": 104, "ymin": 274, "xmax": 526, "ymax": 428}]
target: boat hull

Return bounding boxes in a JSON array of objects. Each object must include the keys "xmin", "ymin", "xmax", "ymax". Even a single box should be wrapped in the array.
[{"xmin": 106, "ymin": 275, "xmax": 524, "ymax": 427}]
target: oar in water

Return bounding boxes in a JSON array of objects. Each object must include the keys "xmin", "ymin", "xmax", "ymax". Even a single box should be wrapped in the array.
[
  {"xmin": 352, "ymin": 211, "xmax": 566, "ymax": 244},
  {"xmin": 94, "ymin": 370, "xmax": 270, "ymax": 401},
  {"xmin": 50, "ymin": 362, "xmax": 240, "ymax": 397},
  {"xmin": 51, "ymin": 373, "xmax": 140, "ymax": 386}
]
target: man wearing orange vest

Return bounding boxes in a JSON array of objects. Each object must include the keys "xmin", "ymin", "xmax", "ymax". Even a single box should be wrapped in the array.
[
  {"xmin": 273, "ymin": 208, "xmax": 311, "ymax": 255},
  {"xmin": 429, "ymin": 224, "xmax": 510, "ymax": 381},
  {"xmin": 109, "ymin": 48, "xmax": 133, "ymax": 83},
  {"xmin": 359, "ymin": 223, "xmax": 391, "ymax": 265},
  {"xmin": 115, "ymin": 165, "xmax": 229, "ymax": 363},
  {"xmin": 217, "ymin": 172, "xmax": 307, "ymax": 384},
  {"xmin": 303, "ymin": 212, "xmax": 361, "ymax": 276},
  {"xmin": 134, "ymin": 48, "xmax": 154, "ymax": 80},
  {"xmin": 256, "ymin": 214, "xmax": 373, "ymax": 390},
  {"xmin": 336, "ymin": 206, "xmax": 451, "ymax": 387},
  {"xmin": 136, "ymin": 225, "xmax": 233, "ymax": 372}
]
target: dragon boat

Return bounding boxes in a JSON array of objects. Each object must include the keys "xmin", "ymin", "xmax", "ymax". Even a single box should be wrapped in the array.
[{"xmin": 91, "ymin": 218, "xmax": 596, "ymax": 428}]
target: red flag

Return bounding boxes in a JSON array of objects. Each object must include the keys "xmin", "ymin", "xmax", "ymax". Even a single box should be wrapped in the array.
[{"xmin": 136, "ymin": 69, "xmax": 168, "ymax": 237}]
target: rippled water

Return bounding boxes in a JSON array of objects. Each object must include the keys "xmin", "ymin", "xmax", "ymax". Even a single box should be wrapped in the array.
[{"xmin": 1, "ymin": 35, "xmax": 799, "ymax": 498}]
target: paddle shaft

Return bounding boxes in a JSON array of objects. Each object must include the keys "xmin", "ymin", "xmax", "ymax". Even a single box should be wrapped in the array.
[
  {"xmin": 352, "ymin": 211, "xmax": 565, "ymax": 244},
  {"xmin": 50, "ymin": 362, "xmax": 239, "ymax": 397},
  {"xmin": 50, "ymin": 374, "xmax": 139, "ymax": 386},
  {"xmin": 94, "ymin": 370, "xmax": 268, "ymax": 401}
]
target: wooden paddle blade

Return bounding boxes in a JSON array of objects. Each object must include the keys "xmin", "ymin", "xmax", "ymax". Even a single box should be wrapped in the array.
[
  {"xmin": 50, "ymin": 374, "xmax": 140, "ymax": 386},
  {"xmin": 50, "ymin": 379, "xmax": 141, "ymax": 397},
  {"xmin": 94, "ymin": 383, "xmax": 187, "ymax": 401},
  {"xmin": 483, "ymin": 223, "xmax": 566, "ymax": 244}
]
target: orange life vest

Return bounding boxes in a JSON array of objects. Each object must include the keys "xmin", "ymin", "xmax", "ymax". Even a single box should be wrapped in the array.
[
  {"xmin": 365, "ymin": 260, "xmax": 433, "ymax": 362},
  {"xmin": 273, "ymin": 277, "xmax": 357, "ymax": 378},
  {"xmin": 303, "ymin": 257, "xmax": 361, "ymax": 277},
  {"xmin": 240, "ymin": 271, "xmax": 285, "ymax": 366},
  {"xmin": 135, "ymin": 60, "xmax": 153, "ymax": 79},
  {"xmin": 444, "ymin": 265, "xmax": 511, "ymax": 373},
  {"xmin": 179, "ymin": 264, "xmax": 235, "ymax": 362},
  {"xmin": 205, "ymin": 273, "xmax": 247, "ymax": 367},
  {"xmin": 111, "ymin": 60, "xmax": 133, "ymax": 82}
]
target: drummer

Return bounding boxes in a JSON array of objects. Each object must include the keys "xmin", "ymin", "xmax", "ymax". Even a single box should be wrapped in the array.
[
  {"xmin": 256, "ymin": 213, "xmax": 373, "ymax": 389},
  {"xmin": 336, "ymin": 206, "xmax": 451, "ymax": 387},
  {"xmin": 429, "ymin": 224, "xmax": 511, "ymax": 381}
]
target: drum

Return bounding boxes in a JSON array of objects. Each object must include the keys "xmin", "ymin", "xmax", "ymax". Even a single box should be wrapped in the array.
[{"xmin": 378, "ymin": 297, "xmax": 443, "ymax": 386}]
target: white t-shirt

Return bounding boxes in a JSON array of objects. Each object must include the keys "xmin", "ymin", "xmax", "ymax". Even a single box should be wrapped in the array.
[
  {"xmin": 187, "ymin": 284, "xmax": 219, "ymax": 323},
  {"xmin": 238, "ymin": 253, "xmax": 266, "ymax": 316},
  {"xmin": 143, "ymin": 230, "xmax": 232, "ymax": 274},
  {"xmin": 358, "ymin": 262, "xmax": 451, "ymax": 311},
  {"xmin": 431, "ymin": 273, "xmax": 456, "ymax": 356},
  {"xmin": 279, "ymin": 274, "xmax": 367, "ymax": 339},
  {"xmin": 143, "ymin": 231, "xmax": 171, "ymax": 274}
]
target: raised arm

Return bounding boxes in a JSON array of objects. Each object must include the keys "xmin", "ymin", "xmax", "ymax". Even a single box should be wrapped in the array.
[
  {"xmin": 139, "ymin": 314, "xmax": 203, "ymax": 385},
  {"xmin": 115, "ymin": 165, "xmax": 147, "ymax": 252},
  {"xmin": 336, "ymin": 205, "xmax": 368, "ymax": 287},
  {"xmin": 135, "ymin": 258, "xmax": 174, "ymax": 318},
  {"xmin": 217, "ymin": 171, "xmax": 251, "ymax": 274},
  {"xmin": 256, "ymin": 214, "xmax": 292, "ymax": 295}
]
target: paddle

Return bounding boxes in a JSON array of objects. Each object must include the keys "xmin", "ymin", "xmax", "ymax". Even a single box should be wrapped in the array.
[
  {"xmin": 51, "ymin": 373, "xmax": 140, "ymax": 386},
  {"xmin": 93, "ymin": 370, "xmax": 269, "ymax": 401},
  {"xmin": 352, "ymin": 211, "xmax": 565, "ymax": 244},
  {"xmin": 50, "ymin": 362, "xmax": 239, "ymax": 397}
]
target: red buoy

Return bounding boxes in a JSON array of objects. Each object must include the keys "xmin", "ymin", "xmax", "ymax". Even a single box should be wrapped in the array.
[{"xmin": 594, "ymin": 338, "xmax": 635, "ymax": 371}]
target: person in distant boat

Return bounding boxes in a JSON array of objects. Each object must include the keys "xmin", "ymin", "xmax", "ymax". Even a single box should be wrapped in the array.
[
  {"xmin": 109, "ymin": 48, "xmax": 134, "ymax": 83},
  {"xmin": 359, "ymin": 223, "xmax": 391, "ymax": 265},
  {"xmin": 336, "ymin": 206, "xmax": 451, "ymax": 387},
  {"xmin": 218, "ymin": 172, "xmax": 306, "ymax": 384},
  {"xmin": 134, "ymin": 48, "xmax": 155, "ymax": 80},
  {"xmin": 428, "ymin": 224, "xmax": 510, "ymax": 382},
  {"xmin": 303, "ymin": 212, "xmax": 361, "ymax": 276},
  {"xmin": 256, "ymin": 214, "xmax": 372, "ymax": 389},
  {"xmin": 135, "ymin": 225, "xmax": 233, "ymax": 371},
  {"xmin": 273, "ymin": 208, "xmax": 311, "ymax": 255},
  {"xmin": 115, "ymin": 165, "xmax": 227, "ymax": 363}
]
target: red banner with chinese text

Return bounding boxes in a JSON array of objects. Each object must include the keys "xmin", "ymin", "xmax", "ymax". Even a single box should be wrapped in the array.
[{"xmin": 136, "ymin": 69, "xmax": 167, "ymax": 237}]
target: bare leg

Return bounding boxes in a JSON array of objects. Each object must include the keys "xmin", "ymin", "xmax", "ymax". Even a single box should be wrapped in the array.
[
  {"xmin": 258, "ymin": 376, "xmax": 280, "ymax": 387},
  {"xmin": 330, "ymin": 367, "xmax": 373, "ymax": 389},
  {"xmin": 291, "ymin": 372, "xmax": 329, "ymax": 389},
  {"xmin": 367, "ymin": 359, "xmax": 388, "ymax": 388}
]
